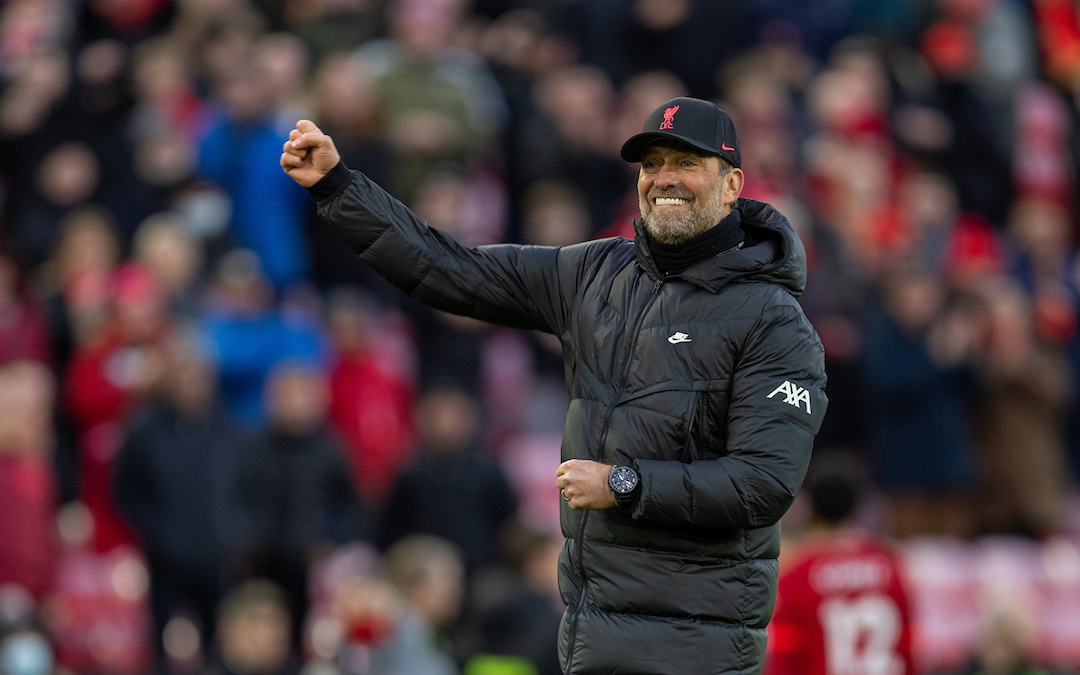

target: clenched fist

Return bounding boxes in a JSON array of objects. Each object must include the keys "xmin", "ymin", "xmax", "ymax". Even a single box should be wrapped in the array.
[
  {"xmin": 556, "ymin": 459, "xmax": 615, "ymax": 510},
  {"xmin": 280, "ymin": 119, "xmax": 341, "ymax": 188}
]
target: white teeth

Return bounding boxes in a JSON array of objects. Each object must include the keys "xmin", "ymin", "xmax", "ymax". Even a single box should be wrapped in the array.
[{"xmin": 654, "ymin": 197, "xmax": 689, "ymax": 206}]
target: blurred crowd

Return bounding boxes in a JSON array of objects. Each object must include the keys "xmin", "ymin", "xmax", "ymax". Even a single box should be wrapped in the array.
[{"xmin": 2, "ymin": 0, "xmax": 1080, "ymax": 673}]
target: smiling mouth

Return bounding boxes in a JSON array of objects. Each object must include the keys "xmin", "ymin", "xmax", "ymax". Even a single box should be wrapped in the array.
[{"xmin": 653, "ymin": 196, "xmax": 691, "ymax": 206}]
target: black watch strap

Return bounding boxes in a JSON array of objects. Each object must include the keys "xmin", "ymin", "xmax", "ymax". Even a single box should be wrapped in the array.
[{"xmin": 609, "ymin": 465, "xmax": 640, "ymax": 510}]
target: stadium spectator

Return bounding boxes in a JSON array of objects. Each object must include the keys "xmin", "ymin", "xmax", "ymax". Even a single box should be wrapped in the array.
[
  {"xmin": 14, "ymin": 140, "xmax": 105, "ymax": 267},
  {"xmin": 382, "ymin": 535, "xmax": 465, "ymax": 669},
  {"xmin": 325, "ymin": 287, "xmax": 415, "ymax": 503},
  {"xmin": 584, "ymin": 0, "xmax": 749, "ymax": 99},
  {"xmin": 962, "ymin": 600, "xmax": 1047, "ymax": 675},
  {"xmin": 322, "ymin": 568, "xmax": 458, "ymax": 675},
  {"xmin": 515, "ymin": 64, "xmax": 627, "ymax": 235},
  {"xmin": 204, "ymin": 579, "xmax": 299, "ymax": 675},
  {"xmin": 0, "ymin": 362, "xmax": 60, "ymax": 600},
  {"xmin": 462, "ymin": 526, "xmax": 563, "ymax": 675},
  {"xmin": 356, "ymin": 0, "xmax": 507, "ymax": 201},
  {"xmin": 378, "ymin": 384, "xmax": 518, "ymax": 573},
  {"xmin": 131, "ymin": 212, "xmax": 206, "ymax": 320},
  {"xmin": 285, "ymin": 0, "xmax": 383, "ymax": 65},
  {"xmin": 861, "ymin": 266, "xmax": 979, "ymax": 538},
  {"xmin": 518, "ymin": 180, "xmax": 591, "ymax": 250},
  {"xmin": 63, "ymin": 262, "xmax": 171, "ymax": 552},
  {"xmin": 70, "ymin": 38, "xmax": 164, "ymax": 240},
  {"xmin": 970, "ymin": 277, "xmax": 1073, "ymax": 538},
  {"xmin": 253, "ymin": 33, "xmax": 311, "ymax": 130},
  {"xmin": 234, "ymin": 363, "xmax": 367, "ymax": 644},
  {"xmin": 305, "ymin": 53, "xmax": 395, "ymax": 291},
  {"xmin": 765, "ymin": 456, "xmax": 915, "ymax": 675},
  {"xmin": 200, "ymin": 249, "xmax": 326, "ymax": 426},
  {"xmin": 0, "ymin": 46, "xmax": 90, "ymax": 265},
  {"xmin": 128, "ymin": 35, "xmax": 209, "ymax": 145},
  {"xmin": 40, "ymin": 207, "xmax": 122, "ymax": 375},
  {"xmin": 197, "ymin": 56, "xmax": 312, "ymax": 291},
  {"xmin": 112, "ymin": 333, "xmax": 250, "ymax": 668},
  {"xmin": 920, "ymin": 0, "xmax": 1032, "ymax": 226},
  {"xmin": 0, "ymin": 252, "xmax": 51, "ymax": 366},
  {"xmin": 40, "ymin": 207, "xmax": 124, "ymax": 504}
]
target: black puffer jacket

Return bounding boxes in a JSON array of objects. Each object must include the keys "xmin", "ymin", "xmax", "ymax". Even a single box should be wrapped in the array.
[{"xmin": 312, "ymin": 164, "xmax": 828, "ymax": 675}]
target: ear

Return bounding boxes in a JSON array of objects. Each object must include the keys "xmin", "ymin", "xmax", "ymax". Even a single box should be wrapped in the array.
[{"xmin": 724, "ymin": 168, "xmax": 745, "ymax": 206}]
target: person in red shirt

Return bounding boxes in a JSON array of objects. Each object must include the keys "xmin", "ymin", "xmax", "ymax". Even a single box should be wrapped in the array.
[
  {"xmin": 766, "ymin": 461, "xmax": 916, "ymax": 675},
  {"xmin": 64, "ymin": 262, "xmax": 170, "ymax": 551},
  {"xmin": 324, "ymin": 288, "xmax": 415, "ymax": 503},
  {"xmin": 0, "ymin": 361, "xmax": 59, "ymax": 599}
]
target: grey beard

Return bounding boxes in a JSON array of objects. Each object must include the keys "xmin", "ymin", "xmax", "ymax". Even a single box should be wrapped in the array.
[
  {"xmin": 644, "ymin": 214, "xmax": 707, "ymax": 244},
  {"xmin": 642, "ymin": 201, "xmax": 725, "ymax": 244}
]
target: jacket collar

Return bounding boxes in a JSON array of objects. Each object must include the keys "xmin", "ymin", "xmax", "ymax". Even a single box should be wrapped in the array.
[{"xmin": 632, "ymin": 198, "xmax": 807, "ymax": 298}]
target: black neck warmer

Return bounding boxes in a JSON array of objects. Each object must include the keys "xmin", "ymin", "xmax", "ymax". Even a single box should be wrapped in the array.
[{"xmin": 646, "ymin": 210, "xmax": 744, "ymax": 275}]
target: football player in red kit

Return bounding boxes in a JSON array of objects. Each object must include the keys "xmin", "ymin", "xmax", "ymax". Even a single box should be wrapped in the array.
[{"xmin": 765, "ymin": 463, "xmax": 916, "ymax": 675}]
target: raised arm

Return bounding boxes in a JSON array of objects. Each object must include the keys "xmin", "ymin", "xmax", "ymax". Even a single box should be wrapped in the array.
[{"xmin": 280, "ymin": 121, "xmax": 608, "ymax": 337}]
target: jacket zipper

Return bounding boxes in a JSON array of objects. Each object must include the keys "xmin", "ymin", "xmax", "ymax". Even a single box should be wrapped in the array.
[
  {"xmin": 683, "ymin": 390, "xmax": 707, "ymax": 464},
  {"xmin": 565, "ymin": 276, "xmax": 663, "ymax": 673},
  {"xmin": 696, "ymin": 392, "xmax": 709, "ymax": 447}
]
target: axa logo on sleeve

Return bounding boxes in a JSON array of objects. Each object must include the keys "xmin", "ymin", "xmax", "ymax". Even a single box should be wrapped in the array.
[{"xmin": 767, "ymin": 380, "xmax": 812, "ymax": 414}]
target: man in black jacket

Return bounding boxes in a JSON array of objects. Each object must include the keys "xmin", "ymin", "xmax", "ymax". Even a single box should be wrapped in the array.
[
  {"xmin": 281, "ymin": 96, "xmax": 827, "ymax": 675},
  {"xmin": 113, "ymin": 336, "xmax": 248, "ymax": 666},
  {"xmin": 235, "ymin": 362, "xmax": 367, "ymax": 647}
]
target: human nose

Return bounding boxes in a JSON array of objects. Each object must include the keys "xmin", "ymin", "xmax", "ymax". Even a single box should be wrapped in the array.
[{"xmin": 654, "ymin": 162, "xmax": 680, "ymax": 187}]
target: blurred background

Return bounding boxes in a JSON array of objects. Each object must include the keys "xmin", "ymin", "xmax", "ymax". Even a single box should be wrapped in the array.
[{"xmin": 0, "ymin": 0, "xmax": 1080, "ymax": 674}]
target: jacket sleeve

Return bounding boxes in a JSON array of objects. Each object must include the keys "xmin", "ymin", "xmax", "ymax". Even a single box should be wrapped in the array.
[
  {"xmin": 632, "ymin": 301, "xmax": 828, "ymax": 530},
  {"xmin": 313, "ymin": 163, "xmax": 597, "ymax": 336}
]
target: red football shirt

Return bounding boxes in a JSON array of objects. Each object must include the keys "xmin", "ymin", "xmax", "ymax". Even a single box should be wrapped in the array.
[{"xmin": 765, "ymin": 530, "xmax": 915, "ymax": 675}]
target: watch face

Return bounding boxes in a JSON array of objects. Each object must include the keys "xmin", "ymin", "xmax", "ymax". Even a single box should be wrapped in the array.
[{"xmin": 609, "ymin": 466, "xmax": 638, "ymax": 495}]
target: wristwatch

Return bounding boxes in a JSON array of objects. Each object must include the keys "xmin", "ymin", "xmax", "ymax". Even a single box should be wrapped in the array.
[{"xmin": 608, "ymin": 465, "xmax": 640, "ymax": 510}]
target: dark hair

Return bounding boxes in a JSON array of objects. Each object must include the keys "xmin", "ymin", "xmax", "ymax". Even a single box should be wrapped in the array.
[{"xmin": 805, "ymin": 462, "xmax": 863, "ymax": 525}]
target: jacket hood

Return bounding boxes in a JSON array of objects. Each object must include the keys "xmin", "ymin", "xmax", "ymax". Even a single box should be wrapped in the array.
[{"xmin": 633, "ymin": 197, "xmax": 807, "ymax": 298}]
